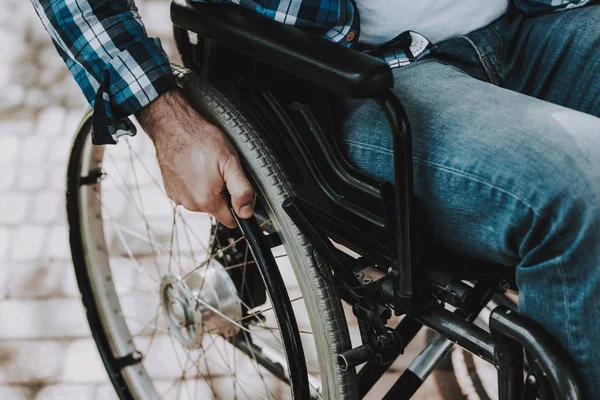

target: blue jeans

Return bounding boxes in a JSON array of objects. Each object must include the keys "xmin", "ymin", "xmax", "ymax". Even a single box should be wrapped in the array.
[{"xmin": 340, "ymin": 5, "xmax": 600, "ymax": 397}]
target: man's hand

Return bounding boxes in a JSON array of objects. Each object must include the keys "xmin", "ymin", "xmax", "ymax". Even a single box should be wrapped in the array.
[{"xmin": 136, "ymin": 89, "xmax": 255, "ymax": 228}]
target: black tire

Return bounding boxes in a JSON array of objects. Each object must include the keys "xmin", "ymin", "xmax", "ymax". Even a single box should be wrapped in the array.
[{"xmin": 66, "ymin": 67, "xmax": 356, "ymax": 399}]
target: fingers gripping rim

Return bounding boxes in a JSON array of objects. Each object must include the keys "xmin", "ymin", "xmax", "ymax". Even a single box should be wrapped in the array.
[{"xmin": 172, "ymin": 65, "xmax": 356, "ymax": 399}]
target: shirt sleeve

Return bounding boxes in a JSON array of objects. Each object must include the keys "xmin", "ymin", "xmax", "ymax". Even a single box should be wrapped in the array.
[
  {"xmin": 30, "ymin": 0, "xmax": 177, "ymax": 144},
  {"xmin": 514, "ymin": 0, "xmax": 595, "ymax": 15},
  {"xmin": 197, "ymin": 0, "xmax": 360, "ymax": 45}
]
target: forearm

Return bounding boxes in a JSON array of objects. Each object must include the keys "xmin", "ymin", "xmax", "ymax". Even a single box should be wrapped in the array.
[{"xmin": 135, "ymin": 88, "xmax": 208, "ymax": 145}]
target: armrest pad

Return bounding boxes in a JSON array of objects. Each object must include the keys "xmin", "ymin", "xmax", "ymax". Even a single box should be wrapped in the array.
[{"xmin": 170, "ymin": 0, "xmax": 393, "ymax": 98}]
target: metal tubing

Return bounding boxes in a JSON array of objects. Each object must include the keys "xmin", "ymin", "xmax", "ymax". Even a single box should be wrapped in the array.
[
  {"xmin": 415, "ymin": 308, "xmax": 496, "ymax": 365},
  {"xmin": 357, "ymin": 317, "xmax": 423, "ymax": 398},
  {"xmin": 407, "ymin": 333, "xmax": 454, "ymax": 381},
  {"xmin": 490, "ymin": 307, "xmax": 585, "ymax": 400},
  {"xmin": 379, "ymin": 279, "xmax": 496, "ymax": 364},
  {"xmin": 383, "ymin": 333, "xmax": 453, "ymax": 400},
  {"xmin": 282, "ymin": 197, "xmax": 361, "ymax": 287},
  {"xmin": 494, "ymin": 336, "xmax": 524, "ymax": 400},
  {"xmin": 382, "ymin": 370, "xmax": 422, "ymax": 400},
  {"xmin": 376, "ymin": 91, "xmax": 416, "ymax": 311},
  {"xmin": 235, "ymin": 214, "xmax": 310, "ymax": 399},
  {"xmin": 231, "ymin": 335, "xmax": 289, "ymax": 384}
]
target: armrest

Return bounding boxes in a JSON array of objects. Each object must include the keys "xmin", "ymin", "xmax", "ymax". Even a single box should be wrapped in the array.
[{"xmin": 170, "ymin": 0, "xmax": 393, "ymax": 98}]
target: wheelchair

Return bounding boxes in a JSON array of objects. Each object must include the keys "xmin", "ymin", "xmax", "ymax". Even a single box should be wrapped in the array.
[{"xmin": 65, "ymin": 1, "xmax": 586, "ymax": 399}]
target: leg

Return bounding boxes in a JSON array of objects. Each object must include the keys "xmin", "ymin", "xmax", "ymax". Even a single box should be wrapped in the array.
[
  {"xmin": 340, "ymin": 60, "xmax": 600, "ymax": 397},
  {"xmin": 501, "ymin": 4, "xmax": 600, "ymax": 116}
]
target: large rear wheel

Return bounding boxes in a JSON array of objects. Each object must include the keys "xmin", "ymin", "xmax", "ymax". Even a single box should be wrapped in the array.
[{"xmin": 66, "ymin": 68, "xmax": 355, "ymax": 399}]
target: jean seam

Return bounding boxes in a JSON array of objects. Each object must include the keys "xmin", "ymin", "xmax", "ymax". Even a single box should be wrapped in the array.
[
  {"xmin": 490, "ymin": 26, "xmax": 506, "ymax": 74},
  {"xmin": 345, "ymin": 140, "xmax": 556, "ymax": 225},
  {"xmin": 556, "ymin": 256, "xmax": 576, "ymax": 355},
  {"xmin": 490, "ymin": 25, "xmax": 504, "ymax": 49},
  {"xmin": 413, "ymin": 156, "xmax": 559, "ymax": 225},
  {"xmin": 460, "ymin": 35, "xmax": 496, "ymax": 85},
  {"xmin": 345, "ymin": 141, "xmax": 577, "ymax": 255},
  {"xmin": 343, "ymin": 139, "xmax": 394, "ymax": 155},
  {"xmin": 346, "ymin": 139, "xmax": 557, "ymax": 224},
  {"xmin": 425, "ymin": 59, "xmax": 491, "ymax": 83}
]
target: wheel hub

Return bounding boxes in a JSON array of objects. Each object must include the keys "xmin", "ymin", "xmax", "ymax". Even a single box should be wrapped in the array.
[{"xmin": 160, "ymin": 259, "xmax": 242, "ymax": 349}]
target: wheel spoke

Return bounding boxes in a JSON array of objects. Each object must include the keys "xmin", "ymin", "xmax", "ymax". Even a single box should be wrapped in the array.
[
  {"xmin": 187, "ymin": 347, "xmax": 219, "ymax": 398},
  {"xmin": 174, "ymin": 210, "xmax": 184, "ymax": 276},
  {"xmin": 206, "ymin": 334, "xmax": 266, "ymax": 399},
  {"xmin": 178, "ymin": 209, "xmax": 207, "ymax": 261},
  {"xmin": 178, "ymin": 210, "xmax": 211, "ymax": 254},
  {"xmin": 117, "ymin": 313, "xmax": 169, "ymax": 334},
  {"xmin": 144, "ymin": 310, "xmax": 162, "ymax": 358},
  {"xmin": 113, "ymin": 255, "xmax": 160, "ymax": 284},
  {"xmin": 167, "ymin": 206, "xmax": 177, "ymax": 274},
  {"xmin": 105, "ymin": 151, "xmax": 165, "ymax": 276},
  {"xmin": 193, "ymin": 294, "xmax": 322, "ymax": 375},
  {"xmin": 107, "ymin": 222, "xmax": 168, "ymax": 251},
  {"xmin": 239, "ymin": 243, "xmax": 251, "ymax": 303},
  {"xmin": 134, "ymin": 304, "xmax": 161, "ymax": 336},
  {"xmin": 126, "ymin": 139, "xmax": 170, "ymax": 201},
  {"xmin": 77, "ymin": 133, "xmax": 329, "ymax": 400},
  {"xmin": 126, "ymin": 140, "xmax": 166, "ymax": 278},
  {"xmin": 112, "ymin": 280, "xmax": 157, "ymax": 298},
  {"xmin": 223, "ymin": 260, "xmax": 257, "ymax": 271},
  {"xmin": 192, "ymin": 220, "xmax": 221, "ymax": 299},
  {"xmin": 254, "ymin": 325, "xmax": 313, "ymax": 335},
  {"xmin": 181, "ymin": 218, "xmax": 272, "ymax": 281},
  {"xmin": 206, "ymin": 296, "xmax": 305, "ymax": 334},
  {"xmin": 164, "ymin": 329, "xmax": 194, "ymax": 400},
  {"xmin": 241, "ymin": 328, "xmax": 278, "ymax": 399},
  {"xmin": 95, "ymin": 195, "xmax": 161, "ymax": 283},
  {"xmin": 196, "ymin": 297, "xmax": 285, "ymax": 354},
  {"xmin": 185, "ymin": 342, "xmax": 269, "ymax": 400}
]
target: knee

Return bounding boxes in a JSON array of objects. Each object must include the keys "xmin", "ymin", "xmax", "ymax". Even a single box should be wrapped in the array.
[
  {"xmin": 536, "ymin": 111, "xmax": 600, "ymax": 210},
  {"xmin": 520, "ymin": 120, "xmax": 600, "ymax": 257},
  {"xmin": 547, "ymin": 155, "xmax": 600, "ymax": 236}
]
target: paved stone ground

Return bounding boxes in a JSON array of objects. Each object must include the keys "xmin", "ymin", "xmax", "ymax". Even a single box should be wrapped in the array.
[{"xmin": 0, "ymin": 0, "xmax": 479, "ymax": 398}]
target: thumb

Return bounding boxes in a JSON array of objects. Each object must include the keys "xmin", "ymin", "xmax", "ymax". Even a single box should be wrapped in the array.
[{"xmin": 223, "ymin": 156, "xmax": 255, "ymax": 219}]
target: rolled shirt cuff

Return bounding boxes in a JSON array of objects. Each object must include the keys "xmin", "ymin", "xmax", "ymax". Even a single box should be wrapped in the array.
[{"xmin": 91, "ymin": 37, "xmax": 177, "ymax": 145}]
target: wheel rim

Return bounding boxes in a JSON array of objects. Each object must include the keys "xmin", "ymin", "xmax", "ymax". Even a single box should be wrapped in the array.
[{"xmin": 69, "ymin": 116, "xmax": 324, "ymax": 399}]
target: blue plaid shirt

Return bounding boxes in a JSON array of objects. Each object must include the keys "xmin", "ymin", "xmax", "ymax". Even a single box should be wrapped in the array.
[{"xmin": 31, "ymin": 0, "xmax": 594, "ymax": 145}]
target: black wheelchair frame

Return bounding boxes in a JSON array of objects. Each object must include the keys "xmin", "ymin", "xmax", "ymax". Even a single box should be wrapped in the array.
[{"xmin": 170, "ymin": 1, "xmax": 585, "ymax": 398}]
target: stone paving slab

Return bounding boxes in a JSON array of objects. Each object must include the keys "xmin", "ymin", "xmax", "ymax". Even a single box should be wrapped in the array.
[
  {"xmin": 0, "ymin": 299, "xmax": 89, "ymax": 340},
  {"xmin": 0, "ymin": 385, "xmax": 35, "ymax": 400},
  {"xmin": 2, "ymin": 261, "xmax": 79, "ymax": 299},
  {"xmin": 0, "ymin": 340, "xmax": 67, "ymax": 384},
  {"xmin": 35, "ymin": 384, "xmax": 97, "ymax": 400}
]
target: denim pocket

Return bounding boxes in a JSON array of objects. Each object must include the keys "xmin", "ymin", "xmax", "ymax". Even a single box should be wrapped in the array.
[
  {"xmin": 430, "ymin": 36, "xmax": 491, "ymax": 84},
  {"xmin": 461, "ymin": 31, "xmax": 505, "ymax": 86}
]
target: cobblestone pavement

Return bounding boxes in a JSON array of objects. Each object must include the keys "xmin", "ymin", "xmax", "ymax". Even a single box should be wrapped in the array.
[{"xmin": 0, "ymin": 0, "xmax": 476, "ymax": 398}]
